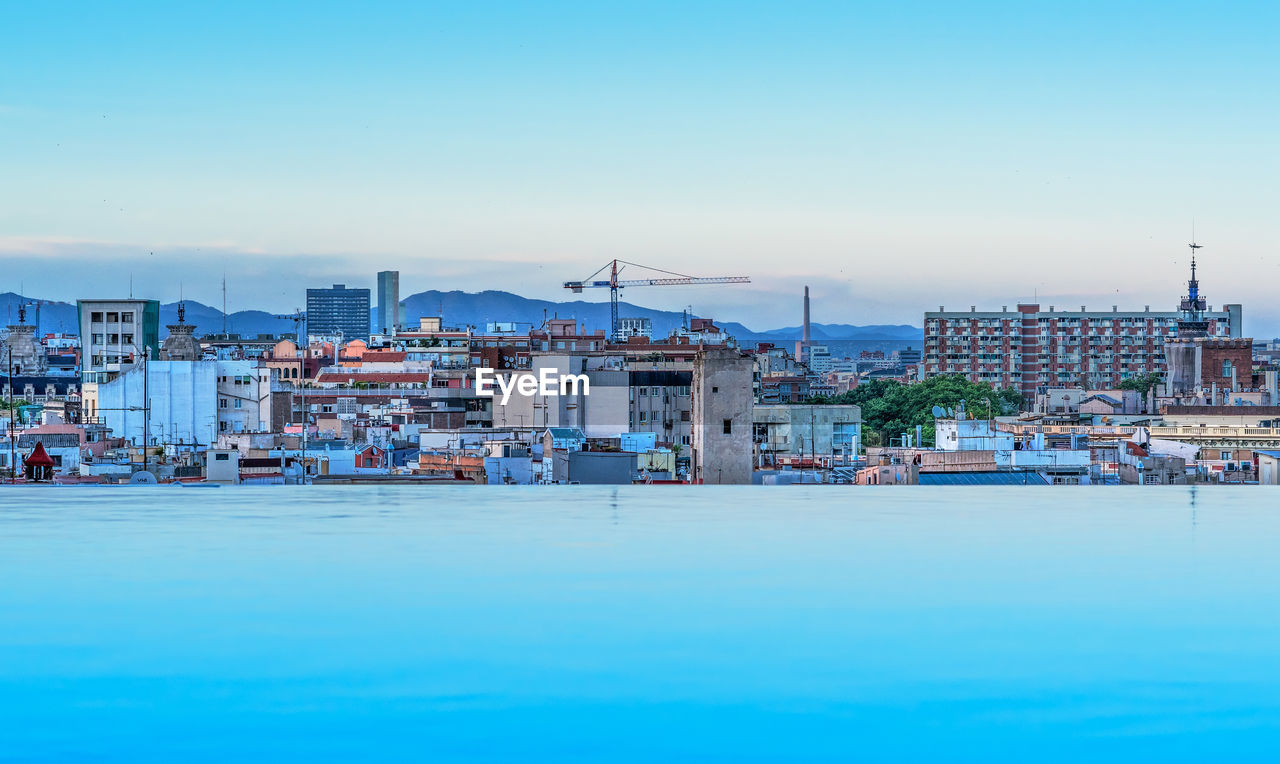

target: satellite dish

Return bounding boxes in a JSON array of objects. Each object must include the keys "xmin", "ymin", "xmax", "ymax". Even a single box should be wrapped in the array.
[
  {"xmin": 931, "ymin": 405, "xmax": 945, "ymax": 418},
  {"xmin": 129, "ymin": 470, "xmax": 158, "ymax": 485}
]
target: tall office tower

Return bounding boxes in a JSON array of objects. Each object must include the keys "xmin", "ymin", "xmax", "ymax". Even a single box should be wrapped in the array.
[
  {"xmin": 306, "ymin": 284, "xmax": 371, "ymax": 340},
  {"xmin": 376, "ymin": 270, "xmax": 401, "ymax": 335}
]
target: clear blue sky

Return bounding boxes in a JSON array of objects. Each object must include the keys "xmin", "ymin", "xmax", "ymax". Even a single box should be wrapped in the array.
[{"xmin": 2, "ymin": 1, "xmax": 1277, "ymax": 332}]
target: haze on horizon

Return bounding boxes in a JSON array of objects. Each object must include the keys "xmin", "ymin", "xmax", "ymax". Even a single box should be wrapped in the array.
[{"xmin": 2, "ymin": 2, "xmax": 1277, "ymax": 335}]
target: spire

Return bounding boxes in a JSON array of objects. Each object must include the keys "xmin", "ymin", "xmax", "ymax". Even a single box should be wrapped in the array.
[
  {"xmin": 1187, "ymin": 240, "xmax": 1202, "ymax": 305},
  {"xmin": 1177, "ymin": 240, "xmax": 1209, "ymax": 338}
]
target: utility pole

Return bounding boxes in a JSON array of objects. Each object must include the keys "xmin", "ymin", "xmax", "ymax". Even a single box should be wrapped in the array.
[
  {"xmin": 142, "ymin": 345, "xmax": 149, "ymax": 474},
  {"xmin": 272, "ymin": 309, "xmax": 309, "ymax": 484},
  {"xmin": 7, "ymin": 345, "xmax": 14, "ymax": 483}
]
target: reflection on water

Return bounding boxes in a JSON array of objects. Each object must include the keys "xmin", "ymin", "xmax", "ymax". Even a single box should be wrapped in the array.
[{"xmin": 1, "ymin": 486, "xmax": 1278, "ymax": 760}]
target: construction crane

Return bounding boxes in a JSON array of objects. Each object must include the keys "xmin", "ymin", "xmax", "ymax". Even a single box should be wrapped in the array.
[{"xmin": 563, "ymin": 259, "xmax": 750, "ymax": 340}]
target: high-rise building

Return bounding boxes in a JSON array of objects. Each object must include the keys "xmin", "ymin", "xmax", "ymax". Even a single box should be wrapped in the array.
[
  {"xmin": 306, "ymin": 284, "xmax": 371, "ymax": 340},
  {"xmin": 77, "ymin": 299, "xmax": 161, "ymax": 383},
  {"xmin": 923, "ymin": 254, "xmax": 1241, "ymax": 400},
  {"xmin": 376, "ymin": 271, "xmax": 401, "ymax": 335}
]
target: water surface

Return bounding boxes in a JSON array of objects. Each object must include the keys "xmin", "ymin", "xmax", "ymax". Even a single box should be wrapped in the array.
[{"xmin": 1, "ymin": 486, "xmax": 1277, "ymax": 761}]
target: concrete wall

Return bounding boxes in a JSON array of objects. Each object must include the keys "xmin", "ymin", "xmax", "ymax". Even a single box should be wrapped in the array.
[
  {"xmin": 753, "ymin": 404, "xmax": 861, "ymax": 461},
  {"xmin": 88, "ymin": 360, "xmax": 218, "ymax": 447},
  {"xmin": 692, "ymin": 349, "xmax": 753, "ymax": 484},
  {"xmin": 1259, "ymin": 454, "xmax": 1280, "ymax": 486},
  {"xmin": 551, "ymin": 450, "xmax": 633, "ymax": 484}
]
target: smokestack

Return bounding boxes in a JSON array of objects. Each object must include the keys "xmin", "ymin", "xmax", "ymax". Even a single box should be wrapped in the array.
[{"xmin": 802, "ymin": 286, "xmax": 811, "ymax": 345}]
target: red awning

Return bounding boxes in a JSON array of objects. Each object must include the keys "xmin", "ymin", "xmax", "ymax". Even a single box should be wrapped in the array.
[{"xmin": 23, "ymin": 442, "xmax": 55, "ymax": 467}]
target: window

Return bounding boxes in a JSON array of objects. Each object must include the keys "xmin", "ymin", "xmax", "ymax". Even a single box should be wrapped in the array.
[
  {"xmin": 639, "ymin": 412, "xmax": 647, "ymax": 423},
  {"xmin": 723, "ymin": 419, "xmax": 732, "ymax": 435},
  {"xmin": 122, "ymin": 334, "xmax": 134, "ymax": 345},
  {"xmin": 234, "ymin": 399, "xmax": 242, "ymax": 409},
  {"xmin": 106, "ymin": 312, "xmax": 119, "ymax": 322},
  {"xmin": 121, "ymin": 312, "xmax": 134, "ymax": 322},
  {"xmin": 215, "ymin": 453, "xmax": 230, "ymax": 461},
  {"xmin": 91, "ymin": 311, "xmax": 104, "ymax": 322},
  {"xmin": 712, "ymin": 386, "xmax": 718, "ymax": 393},
  {"xmin": 219, "ymin": 398, "xmax": 228, "ymax": 409},
  {"xmin": 1223, "ymin": 360, "xmax": 1232, "ymax": 377}
]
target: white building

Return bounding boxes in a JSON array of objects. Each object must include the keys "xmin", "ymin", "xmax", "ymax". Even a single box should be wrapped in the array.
[
  {"xmin": 83, "ymin": 360, "xmax": 274, "ymax": 448},
  {"xmin": 216, "ymin": 361, "xmax": 275, "ymax": 434}
]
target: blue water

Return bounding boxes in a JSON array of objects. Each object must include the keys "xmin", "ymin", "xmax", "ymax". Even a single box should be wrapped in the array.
[{"xmin": 1, "ymin": 486, "xmax": 1278, "ymax": 761}]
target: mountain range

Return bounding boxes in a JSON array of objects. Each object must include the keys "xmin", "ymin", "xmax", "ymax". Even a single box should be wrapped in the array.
[{"xmin": 1, "ymin": 291, "xmax": 921, "ymax": 344}]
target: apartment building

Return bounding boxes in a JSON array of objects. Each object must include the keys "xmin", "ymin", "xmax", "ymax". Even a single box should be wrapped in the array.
[
  {"xmin": 77, "ymin": 299, "xmax": 161, "ymax": 383},
  {"xmin": 924, "ymin": 302, "xmax": 1240, "ymax": 399}
]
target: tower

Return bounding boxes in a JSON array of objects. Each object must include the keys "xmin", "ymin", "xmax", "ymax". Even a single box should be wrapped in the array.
[
  {"xmin": 2, "ymin": 303, "xmax": 47, "ymax": 376},
  {"xmin": 376, "ymin": 270, "xmax": 401, "ymax": 335},
  {"xmin": 1177, "ymin": 241, "xmax": 1209, "ymax": 338},
  {"xmin": 795, "ymin": 286, "xmax": 812, "ymax": 361},
  {"xmin": 160, "ymin": 302, "xmax": 200, "ymax": 361}
]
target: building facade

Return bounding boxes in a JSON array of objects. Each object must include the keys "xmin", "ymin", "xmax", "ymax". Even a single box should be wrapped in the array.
[
  {"xmin": 691, "ymin": 348, "xmax": 754, "ymax": 484},
  {"xmin": 376, "ymin": 271, "xmax": 401, "ymax": 335},
  {"xmin": 77, "ymin": 299, "xmax": 161, "ymax": 383},
  {"xmin": 924, "ymin": 302, "xmax": 1240, "ymax": 400},
  {"xmin": 306, "ymin": 284, "xmax": 371, "ymax": 340}
]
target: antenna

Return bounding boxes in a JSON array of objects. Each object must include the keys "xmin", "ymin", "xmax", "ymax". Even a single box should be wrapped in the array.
[{"xmin": 222, "ymin": 274, "xmax": 228, "ymax": 336}]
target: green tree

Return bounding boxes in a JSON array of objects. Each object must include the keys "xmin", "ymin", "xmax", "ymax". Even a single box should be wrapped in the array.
[
  {"xmin": 799, "ymin": 375, "xmax": 1022, "ymax": 446},
  {"xmin": 1118, "ymin": 372, "xmax": 1163, "ymax": 395}
]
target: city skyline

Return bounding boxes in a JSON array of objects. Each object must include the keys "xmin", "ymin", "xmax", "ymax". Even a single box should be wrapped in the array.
[{"xmin": 2, "ymin": 2, "xmax": 1277, "ymax": 331}]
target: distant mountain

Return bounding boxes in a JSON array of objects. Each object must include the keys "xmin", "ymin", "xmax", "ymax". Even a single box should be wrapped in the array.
[
  {"xmin": 2, "ymin": 290, "xmax": 922, "ymax": 343},
  {"xmin": 398, "ymin": 290, "xmax": 921, "ymax": 341},
  {"xmin": 0, "ymin": 294, "xmax": 78, "ymax": 334},
  {"xmin": 161, "ymin": 302, "xmax": 296, "ymax": 338},
  {"xmin": 738, "ymin": 323, "xmax": 923, "ymax": 342}
]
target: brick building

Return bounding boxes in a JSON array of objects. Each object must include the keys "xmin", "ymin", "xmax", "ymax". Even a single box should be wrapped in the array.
[{"xmin": 924, "ymin": 253, "xmax": 1242, "ymax": 400}]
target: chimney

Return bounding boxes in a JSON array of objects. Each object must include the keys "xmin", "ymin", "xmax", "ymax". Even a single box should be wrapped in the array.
[{"xmin": 802, "ymin": 286, "xmax": 811, "ymax": 346}]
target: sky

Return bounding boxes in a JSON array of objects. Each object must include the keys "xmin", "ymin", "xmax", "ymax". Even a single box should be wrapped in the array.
[{"xmin": 1, "ymin": 1, "xmax": 1277, "ymax": 334}]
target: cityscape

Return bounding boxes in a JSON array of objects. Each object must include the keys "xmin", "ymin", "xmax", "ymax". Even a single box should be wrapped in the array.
[
  {"xmin": 4, "ymin": 2, "xmax": 1279, "ymax": 758},
  {"xmin": 4, "ymin": 247, "xmax": 1279, "ymax": 486}
]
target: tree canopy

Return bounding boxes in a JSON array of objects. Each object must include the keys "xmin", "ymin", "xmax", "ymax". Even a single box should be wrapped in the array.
[
  {"xmin": 1117, "ymin": 372, "xmax": 1162, "ymax": 394},
  {"xmin": 800, "ymin": 376, "xmax": 1023, "ymax": 446}
]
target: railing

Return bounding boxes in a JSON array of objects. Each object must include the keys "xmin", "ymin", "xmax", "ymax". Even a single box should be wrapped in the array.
[{"xmin": 1150, "ymin": 426, "xmax": 1280, "ymax": 438}]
